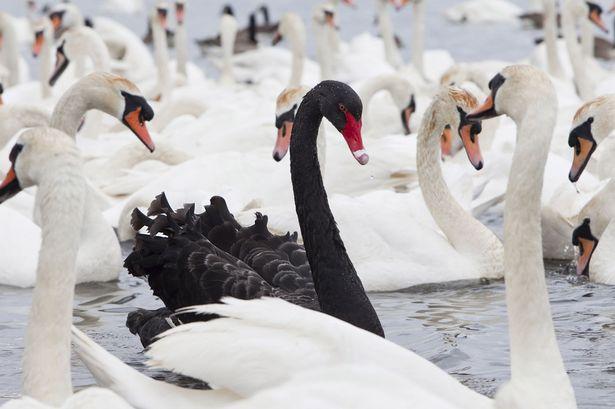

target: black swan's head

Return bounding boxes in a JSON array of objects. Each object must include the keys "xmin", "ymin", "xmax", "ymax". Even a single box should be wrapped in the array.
[{"xmin": 314, "ymin": 80, "xmax": 368, "ymax": 165}]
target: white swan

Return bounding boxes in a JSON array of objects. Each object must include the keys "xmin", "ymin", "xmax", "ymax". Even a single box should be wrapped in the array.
[
  {"xmin": 357, "ymin": 73, "xmax": 416, "ymax": 135},
  {"xmin": 0, "ymin": 128, "xmax": 133, "ymax": 408},
  {"xmin": 49, "ymin": 26, "xmax": 111, "ymax": 87},
  {"xmin": 417, "ymin": 87, "xmax": 503, "ymax": 280},
  {"xmin": 561, "ymin": 0, "xmax": 608, "ymax": 100},
  {"xmin": 0, "ymin": 12, "xmax": 28, "ymax": 86},
  {"xmin": 541, "ymin": 0, "xmax": 566, "ymax": 79},
  {"xmin": 0, "ymin": 72, "xmax": 156, "ymax": 287},
  {"xmin": 0, "ymin": 85, "xmax": 49, "ymax": 150},
  {"xmin": 219, "ymin": 7, "xmax": 238, "ymax": 85},
  {"xmin": 464, "ymin": 64, "xmax": 577, "ymax": 408},
  {"xmin": 272, "ymin": 12, "xmax": 306, "ymax": 87},
  {"xmin": 175, "ymin": 0, "xmax": 188, "ymax": 80},
  {"xmin": 31, "ymin": 18, "xmax": 53, "ymax": 99},
  {"xmin": 376, "ymin": 0, "xmax": 403, "ymax": 69},
  {"xmin": 566, "ymin": 95, "xmax": 615, "ymax": 283}
]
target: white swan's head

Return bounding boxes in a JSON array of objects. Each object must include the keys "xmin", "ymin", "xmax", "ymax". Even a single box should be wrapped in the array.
[
  {"xmin": 31, "ymin": 18, "xmax": 51, "ymax": 58},
  {"xmin": 153, "ymin": 3, "xmax": 170, "ymax": 29},
  {"xmin": 568, "ymin": 0, "xmax": 609, "ymax": 33},
  {"xmin": 568, "ymin": 95, "xmax": 615, "ymax": 182},
  {"xmin": 67, "ymin": 72, "xmax": 155, "ymax": 152},
  {"xmin": 175, "ymin": 1, "xmax": 186, "ymax": 25},
  {"xmin": 433, "ymin": 87, "xmax": 483, "ymax": 168},
  {"xmin": 572, "ymin": 218, "xmax": 599, "ymax": 278},
  {"xmin": 273, "ymin": 86, "xmax": 309, "ymax": 161},
  {"xmin": 272, "ymin": 12, "xmax": 305, "ymax": 46},
  {"xmin": 465, "ymin": 65, "xmax": 554, "ymax": 166},
  {"xmin": 49, "ymin": 27, "xmax": 108, "ymax": 86},
  {"xmin": 48, "ymin": 3, "xmax": 84, "ymax": 38},
  {"xmin": 0, "ymin": 128, "xmax": 78, "ymax": 204}
]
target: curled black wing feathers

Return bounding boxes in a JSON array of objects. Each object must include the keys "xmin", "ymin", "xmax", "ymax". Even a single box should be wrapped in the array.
[{"xmin": 125, "ymin": 193, "xmax": 318, "ymax": 347}]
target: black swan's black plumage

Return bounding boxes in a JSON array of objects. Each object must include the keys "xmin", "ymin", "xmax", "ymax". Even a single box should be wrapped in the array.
[
  {"xmin": 125, "ymin": 194, "xmax": 318, "ymax": 346},
  {"xmin": 126, "ymin": 80, "xmax": 384, "ymax": 347}
]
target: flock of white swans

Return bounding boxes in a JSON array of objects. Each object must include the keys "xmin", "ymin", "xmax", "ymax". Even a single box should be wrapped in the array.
[{"xmin": 0, "ymin": 0, "xmax": 613, "ymax": 408}]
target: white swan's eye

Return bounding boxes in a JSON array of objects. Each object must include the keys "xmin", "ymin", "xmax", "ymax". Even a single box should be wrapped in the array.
[{"xmin": 587, "ymin": 117, "xmax": 594, "ymax": 124}]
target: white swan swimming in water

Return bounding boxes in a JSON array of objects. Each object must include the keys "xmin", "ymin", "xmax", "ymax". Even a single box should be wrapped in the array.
[
  {"xmin": 0, "ymin": 73, "xmax": 156, "ymax": 288},
  {"xmin": 566, "ymin": 95, "xmax": 615, "ymax": 284},
  {"xmin": 0, "ymin": 129, "xmax": 134, "ymax": 409}
]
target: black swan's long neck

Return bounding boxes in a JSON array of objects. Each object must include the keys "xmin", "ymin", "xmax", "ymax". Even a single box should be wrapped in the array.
[{"xmin": 290, "ymin": 93, "xmax": 384, "ymax": 337}]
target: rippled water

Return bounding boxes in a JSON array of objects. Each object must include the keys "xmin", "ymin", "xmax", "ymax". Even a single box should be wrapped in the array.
[
  {"xmin": 1, "ymin": 245, "xmax": 614, "ymax": 407},
  {"xmin": 1, "ymin": 0, "xmax": 614, "ymax": 407}
]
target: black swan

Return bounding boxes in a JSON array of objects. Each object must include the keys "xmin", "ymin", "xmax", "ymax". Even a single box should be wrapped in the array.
[{"xmin": 125, "ymin": 80, "xmax": 384, "ymax": 347}]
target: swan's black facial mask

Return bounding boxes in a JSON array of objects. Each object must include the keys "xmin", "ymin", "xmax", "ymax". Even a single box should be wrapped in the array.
[
  {"xmin": 273, "ymin": 104, "xmax": 298, "ymax": 162},
  {"xmin": 586, "ymin": 2, "xmax": 608, "ymax": 33},
  {"xmin": 121, "ymin": 91, "xmax": 156, "ymax": 153},
  {"xmin": 572, "ymin": 218, "xmax": 599, "ymax": 277},
  {"xmin": 400, "ymin": 95, "xmax": 416, "ymax": 135},
  {"xmin": 457, "ymin": 107, "xmax": 484, "ymax": 170},
  {"xmin": 49, "ymin": 41, "xmax": 69, "ymax": 87},
  {"xmin": 157, "ymin": 8, "xmax": 168, "ymax": 28},
  {"xmin": 0, "ymin": 144, "xmax": 24, "ymax": 204},
  {"xmin": 466, "ymin": 73, "xmax": 506, "ymax": 122},
  {"xmin": 49, "ymin": 10, "xmax": 65, "ymax": 32},
  {"xmin": 568, "ymin": 117, "xmax": 596, "ymax": 182}
]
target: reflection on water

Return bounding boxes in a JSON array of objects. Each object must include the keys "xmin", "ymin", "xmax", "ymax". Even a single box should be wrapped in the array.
[{"xmin": 1, "ymin": 248, "xmax": 614, "ymax": 408}]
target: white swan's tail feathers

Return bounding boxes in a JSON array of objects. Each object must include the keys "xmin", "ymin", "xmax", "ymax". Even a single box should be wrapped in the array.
[{"xmin": 71, "ymin": 326, "xmax": 239, "ymax": 409}]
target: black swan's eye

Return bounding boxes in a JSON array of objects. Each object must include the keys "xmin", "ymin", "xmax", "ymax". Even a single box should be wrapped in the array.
[{"xmin": 339, "ymin": 103, "xmax": 347, "ymax": 113}]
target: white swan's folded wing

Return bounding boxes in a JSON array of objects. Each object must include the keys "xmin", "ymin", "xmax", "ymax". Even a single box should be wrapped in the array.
[
  {"xmin": 71, "ymin": 326, "xmax": 239, "ymax": 409},
  {"xmin": 147, "ymin": 297, "xmax": 492, "ymax": 409}
]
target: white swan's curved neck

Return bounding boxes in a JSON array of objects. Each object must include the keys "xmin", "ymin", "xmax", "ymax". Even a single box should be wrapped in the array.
[
  {"xmin": 358, "ymin": 75, "xmax": 407, "ymax": 107},
  {"xmin": 22, "ymin": 156, "xmax": 86, "ymax": 405},
  {"xmin": 50, "ymin": 83, "xmax": 114, "ymax": 137},
  {"xmin": 220, "ymin": 15, "xmax": 237, "ymax": 84},
  {"xmin": 285, "ymin": 17, "xmax": 306, "ymax": 87},
  {"xmin": 503, "ymin": 105, "xmax": 575, "ymax": 404},
  {"xmin": 417, "ymin": 104, "xmax": 501, "ymax": 271},
  {"xmin": 176, "ymin": 22, "xmax": 188, "ymax": 77},
  {"xmin": 0, "ymin": 14, "xmax": 20, "ymax": 86},
  {"xmin": 411, "ymin": 0, "xmax": 425, "ymax": 76},
  {"xmin": 377, "ymin": 1, "xmax": 402, "ymax": 69},
  {"xmin": 152, "ymin": 15, "xmax": 171, "ymax": 98},
  {"xmin": 40, "ymin": 34, "xmax": 52, "ymax": 98},
  {"xmin": 562, "ymin": 1, "xmax": 594, "ymax": 99},
  {"xmin": 542, "ymin": 0, "xmax": 565, "ymax": 79}
]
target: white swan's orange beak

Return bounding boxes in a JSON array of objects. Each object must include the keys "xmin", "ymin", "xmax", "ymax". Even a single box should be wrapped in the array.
[
  {"xmin": 342, "ymin": 0, "xmax": 357, "ymax": 8},
  {"xmin": 590, "ymin": 9, "xmax": 609, "ymax": 33},
  {"xmin": 441, "ymin": 126, "xmax": 453, "ymax": 157},
  {"xmin": 123, "ymin": 107, "xmax": 155, "ymax": 153},
  {"xmin": 273, "ymin": 121, "xmax": 293, "ymax": 162},
  {"xmin": 459, "ymin": 123, "xmax": 483, "ymax": 170},
  {"xmin": 341, "ymin": 112, "xmax": 368, "ymax": 165},
  {"xmin": 32, "ymin": 31, "xmax": 44, "ymax": 57},
  {"xmin": 0, "ymin": 167, "xmax": 21, "ymax": 204},
  {"xmin": 569, "ymin": 137, "xmax": 596, "ymax": 182},
  {"xmin": 466, "ymin": 95, "xmax": 497, "ymax": 122},
  {"xmin": 576, "ymin": 237, "xmax": 597, "ymax": 276}
]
